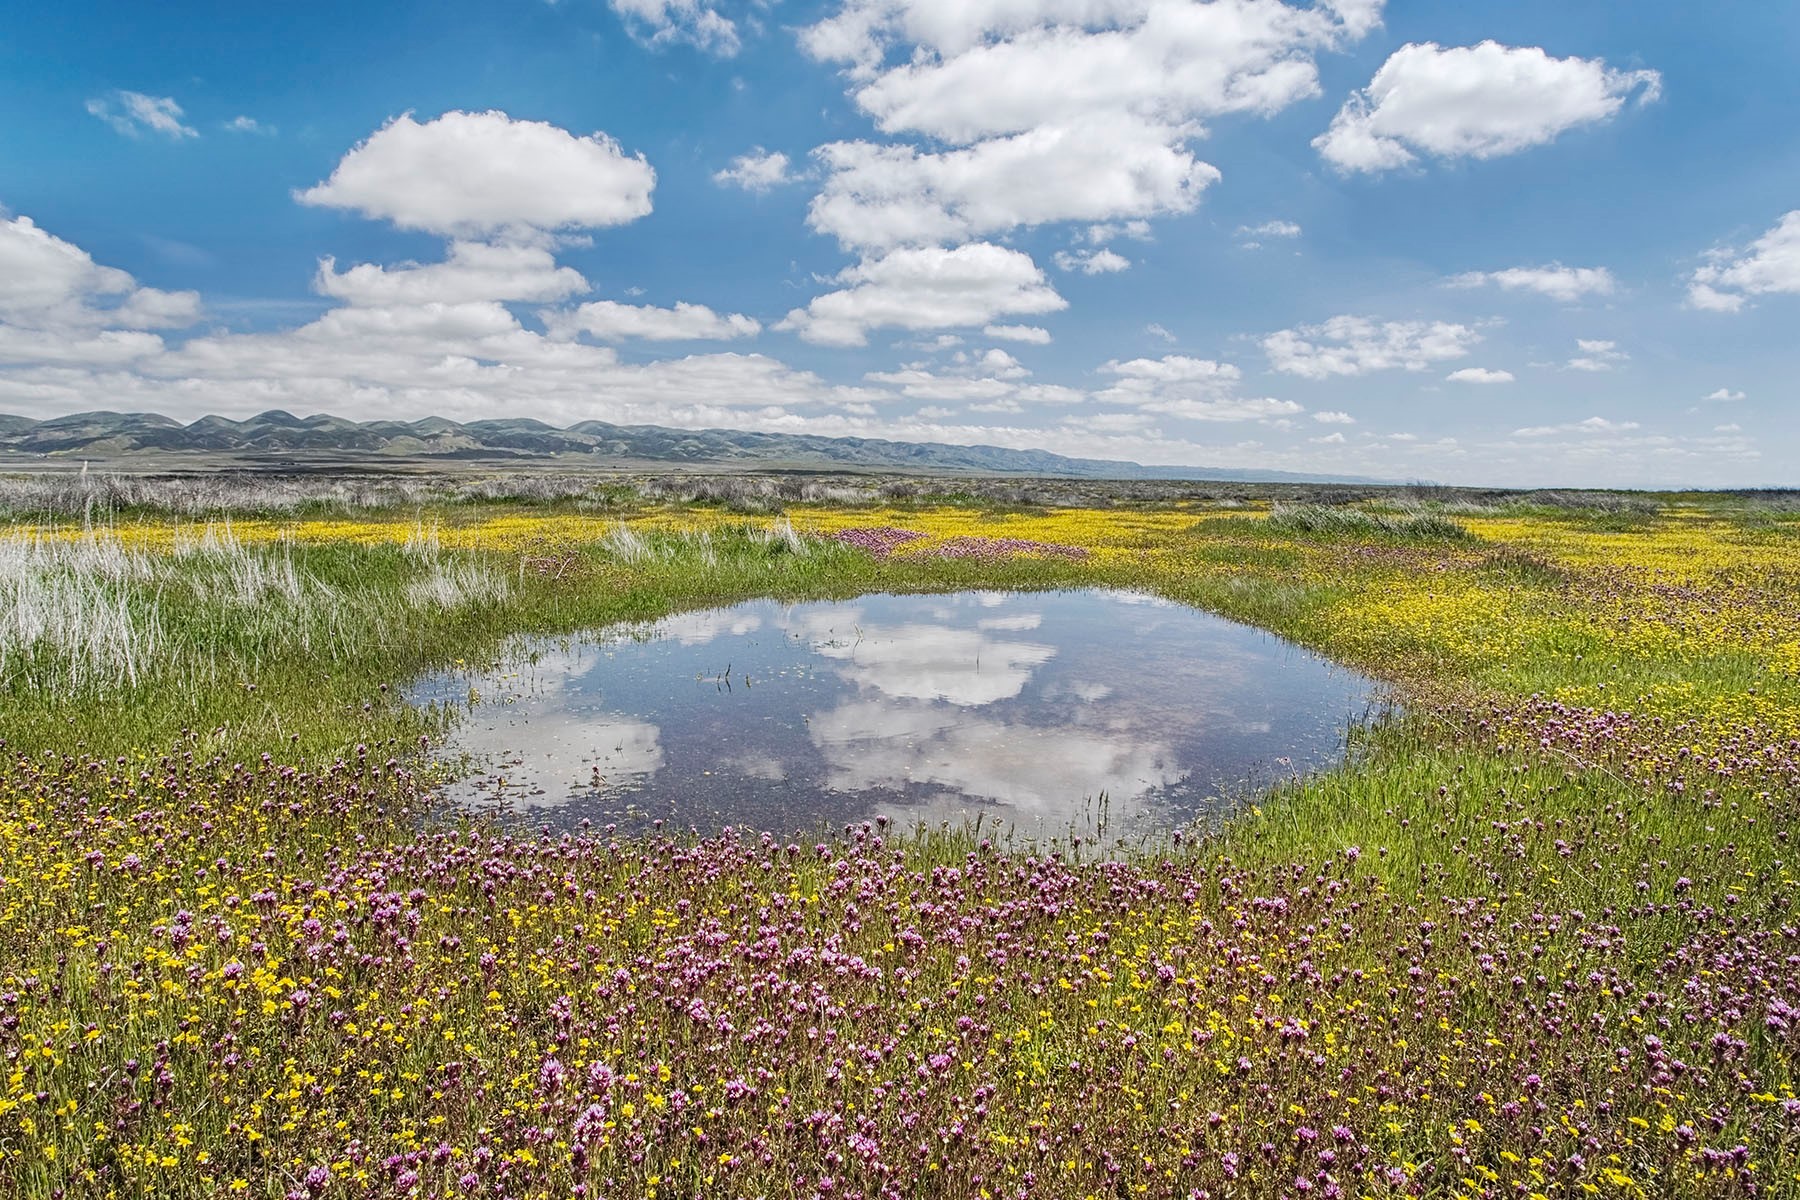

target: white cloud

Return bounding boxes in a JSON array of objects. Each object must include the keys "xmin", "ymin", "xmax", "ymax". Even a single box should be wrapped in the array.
[
  {"xmin": 0, "ymin": 326, "xmax": 168, "ymax": 367},
  {"xmin": 1263, "ymin": 315, "xmax": 1480, "ymax": 378},
  {"xmin": 1053, "ymin": 247, "xmax": 1131, "ymax": 274},
  {"xmin": 1701, "ymin": 387, "xmax": 1745, "ymax": 403},
  {"xmin": 3, "ymin": 215, "xmax": 1771, "ymax": 487},
  {"xmin": 1315, "ymin": 41, "xmax": 1659, "ymax": 173},
  {"xmin": 1566, "ymin": 338, "xmax": 1627, "ymax": 372},
  {"xmin": 609, "ymin": 0, "xmax": 741, "ymax": 55},
  {"xmin": 1100, "ymin": 355, "xmax": 1240, "ymax": 387},
  {"xmin": 862, "ymin": 348, "xmax": 1295, "ymax": 425},
  {"xmin": 1714, "ymin": 423, "xmax": 1741, "ymax": 433},
  {"xmin": 296, "ymin": 111, "xmax": 655, "ymax": 238},
  {"xmin": 1514, "ymin": 416, "xmax": 1641, "ymax": 437},
  {"xmin": 1311, "ymin": 410, "xmax": 1355, "ymax": 424},
  {"xmin": 1446, "ymin": 367, "xmax": 1514, "ymax": 384},
  {"xmin": 906, "ymin": 334, "xmax": 964, "ymax": 351},
  {"xmin": 808, "ymin": 118, "xmax": 1216, "ymax": 252},
  {"xmin": 814, "ymin": 0, "xmax": 1377, "ymax": 142},
  {"xmin": 1449, "ymin": 263, "xmax": 1615, "ymax": 303},
  {"xmin": 1236, "ymin": 219, "xmax": 1301, "ymax": 243},
  {"xmin": 1124, "ymin": 395, "xmax": 1303, "ymax": 422},
  {"xmin": 1095, "ymin": 355, "xmax": 1301, "ymax": 422},
  {"xmin": 865, "ymin": 348, "xmax": 1083, "ymax": 405},
  {"xmin": 0, "ymin": 215, "xmax": 200, "ymax": 332},
  {"xmin": 1145, "ymin": 322, "xmax": 1177, "ymax": 344},
  {"xmin": 315, "ymin": 241, "xmax": 590, "ymax": 306},
  {"xmin": 224, "ymin": 116, "xmax": 276, "ymax": 136},
  {"xmin": 1311, "ymin": 431, "xmax": 1346, "ymax": 444},
  {"xmin": 1688, "ymin": 211, "xmax": 1800, "ymax": 313},
  {"xmin": 713, "ymin": 148, "xmax": 795, "ymax": 192},
  {"xmin": 983, "ymin": 324, "xmax": 1052, "ymax": 344},
  {"xmin": 0, "ymin": 216, "xmax": 871, "ymax": 425},
  {"xmin": 543, "ymin": 300, "xmax": 761, "ymax": 341},
  {"xmin": 796, "ymin": 1, "xmax": 1378, "ymax": 256},
  {"xmin": 86, "ymin": 91, "xmax": 199, "ymax": 140},
  {"xmin": 1086, "ymin": 220, "xmax": 1154, "ymax": 244},
  {"xmin": 778, "ymin": 243, "xmax": 1065, "ymax": 346}
]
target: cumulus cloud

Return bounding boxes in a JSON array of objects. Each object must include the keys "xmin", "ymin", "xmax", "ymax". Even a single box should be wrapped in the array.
[
  {"xmin": 1100, "ymin": 355, "xmax": 1240, "ymax": 387},
  {"xmin": 0, "ymin": 215, "xmax": 201, "ymax": 332},
  {"xmin": 608, "ymin": 0, "xmax": 741, "ymax": 55},
  {"xmin": 984, "ymin": 324, "xmax": 1052, "ymax": 344},
  {"xmin": 315, "ymin": 241, "xmax": 590, "ymax": 307},
  {"xmin": 777, "ymin": 243, "xmax": 1065, "ymax": 346},
  {"xmin": 296, "ymin": 111, "xmax": 655, "ymax": 238},
  {"xmin": 808, "ymin": 118, "xmax": 1217, "ymax": 252},
  {"xmin": 0, "ymin": 210, "xmax": 867, "ymax": 429},
  {"xmin": 791, "ymin": 0, "xmax": 1378, "ymax": 262},
  {"xmin": 543, "ymin": 300, "xmax": 761, "ymax": 341},
  {"xmin": 1566, "ymin": 338, "xmax": 1627, "ymax": 372},
  {"xmin": 713, "ymin": 148, "xmax": 795, "ymax": 192},
  {"xmin": 4, "ymin": 210, "xmax": 1769, "ymax": 486},
  {"xmin": 865, "ymin": 347, "xmax": 1081, "ymax": 406},
  {"xmin": 1315, "ymin": 41, "xmax": 1659, "ymax": 173},
  {"xmin": 1235, "ymin": 219, "xmax": 1301, "ymax": 248},
  {"xmin": 1513, "ymin": 416, "xmax": 1641, "ymax": 437},
  {"xmin": 1449, "ymin": 263, "xmax": 1615, "ymax": 303},
  {"xmin": 1446, "ymin": 367, "xmax": 1514, "ymax": 384},
  {"xmin": 863, "ymin": 348, "xmax": 1295, "ymax": 425},
  {"xmin": 1701, "ymin": 387, "xmax": 1745, "ymax": 403},
  {"xmin": 86, "ymin": 91, "xmax": 199, "ymax": 139},
  {"xmin": 1688, "ymin": 211, "xmax": 1800, "ymax": 312},
  {"xmin": 1312, "ymin": 410, "xmax": 1355, "ymax": 424},
  {"xmin": 1263, "ymin": 315, "xmax": 1480, "ymax": 378},
  {"xmin": 1239, "ymin": 220, "xmax": 1302, "ymax": 240},
  {"xmin": 1053, "ymin": 248, "xmax": 1131, "ymax": 275},
  {"xmin": 1095, "ymin": 355, "xmax": 1301, "ymax": 422},
  {"xmin": 1087, "ymin": 220, "xmax": 1154, "ymax": 245},
  {"xmin": 812, "ymin": 0, "xmax": 1378, "ymax": 141},
  {"xmin": 224, "ymin": 116, "xmax": 276, "ymax": 136}
]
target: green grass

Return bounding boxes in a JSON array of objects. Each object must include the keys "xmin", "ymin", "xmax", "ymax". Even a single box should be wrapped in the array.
[
  {"xmin": 1264, "ymin": 503, "xmax": 1475, "ymax": 542},
  {"xmin": 4, "ymin": 493, "xmax": 1800, "ymax": 1196}
]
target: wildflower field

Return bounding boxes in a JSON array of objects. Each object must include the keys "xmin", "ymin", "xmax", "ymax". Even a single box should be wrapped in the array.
[{"xmin": 2, "ymin": 480, "xmax": 1799, "ymax": 1199}]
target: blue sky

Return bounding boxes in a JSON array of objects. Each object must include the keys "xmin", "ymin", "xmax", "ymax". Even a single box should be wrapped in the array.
[{"xmin": 2, "ymin": 0, "xmax": 1796, "ymax": 485}]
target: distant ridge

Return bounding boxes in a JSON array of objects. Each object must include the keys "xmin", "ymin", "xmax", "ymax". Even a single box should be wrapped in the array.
[{"xmin": 0, "ymin": 409, "xmax": 1389, "ymax": 484}]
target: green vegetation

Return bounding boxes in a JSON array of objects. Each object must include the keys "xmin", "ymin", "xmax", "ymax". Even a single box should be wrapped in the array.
[{"xmin": 2, "ymin": 483, "xmax": 1798, "ymax": 1197}]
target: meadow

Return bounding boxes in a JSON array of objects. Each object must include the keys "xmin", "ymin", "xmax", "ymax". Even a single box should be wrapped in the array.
[{"xmin": 1, "ymin": 475, "xmax": 1797, "ymax": 1198}]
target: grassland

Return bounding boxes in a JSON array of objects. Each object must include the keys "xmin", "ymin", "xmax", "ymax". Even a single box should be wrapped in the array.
[{"xmin": 1, "ymin": 479, "xmax": 1797, "ymax": 1198}]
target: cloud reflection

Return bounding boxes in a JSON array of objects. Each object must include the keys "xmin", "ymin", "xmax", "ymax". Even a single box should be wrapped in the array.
[
  {"xmin": 414, "ymin": 589, "xmax": 1382, "ymax": 832},
  {"xmin": 809, "ymin": 697, "xmax": 1185, "ymax": 816},
  {"xmin": 806, "ymin": 617, "xmax": 1056, "ymax": 707}
]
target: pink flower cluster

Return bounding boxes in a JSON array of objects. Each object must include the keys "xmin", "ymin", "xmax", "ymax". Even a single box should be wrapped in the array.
[
  {"xmin": 3, "ymin": 731, "xmax": 1797, "ymax": 1197},
  {"xmin": 825, "ymin": 527, "xmax": 928, "ymax": 555},
  {"xmin": 909, "ymin": 536, "xmax": 1091, "ymax": 562},
  {"xmin": 825, "ymin": 527, "xmax": 1090, "ymax": 562}
]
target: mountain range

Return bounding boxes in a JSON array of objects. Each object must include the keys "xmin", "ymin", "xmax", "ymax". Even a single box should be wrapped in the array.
[{"xmin": 0, "ymin": 410, "xmax": 1386, "ymax": 483}]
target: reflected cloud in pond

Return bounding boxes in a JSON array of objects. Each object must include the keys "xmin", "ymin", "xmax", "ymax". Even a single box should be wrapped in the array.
[{"xmin": 409, "ymin": 589, "xmax": 1387, "ymax": 836}]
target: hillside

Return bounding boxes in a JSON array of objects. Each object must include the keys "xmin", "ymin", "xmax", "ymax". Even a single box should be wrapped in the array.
[{"xmin": 0, "ymin": 409, "xmax": 1386, "ymax": 482}]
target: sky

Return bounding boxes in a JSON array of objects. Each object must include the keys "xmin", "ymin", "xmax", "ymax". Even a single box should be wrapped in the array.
[{"xmin": 1, "ymin": 0, "xmax": 1796, "ymax": 487}]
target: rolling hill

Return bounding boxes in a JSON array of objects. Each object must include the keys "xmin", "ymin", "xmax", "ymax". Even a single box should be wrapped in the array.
[{"xmin": 0, "ymin": 409, "xmax": 1387, "ymax": 483}]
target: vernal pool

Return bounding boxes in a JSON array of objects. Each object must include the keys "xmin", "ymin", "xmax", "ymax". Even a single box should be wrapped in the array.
[{"xmin": 410, "ymin": 589, "xmax": 1387, "ymax": 836}]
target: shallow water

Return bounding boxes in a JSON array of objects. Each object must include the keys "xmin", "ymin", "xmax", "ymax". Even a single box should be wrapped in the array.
[{"xmin": 409, "ymin": 589, "xmax": 1386, "ymax": 837}]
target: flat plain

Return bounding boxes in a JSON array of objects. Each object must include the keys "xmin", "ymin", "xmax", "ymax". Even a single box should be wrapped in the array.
[{"xmin": 2, "ymin": 474, "xmax": 1797, "ymax": 1198}]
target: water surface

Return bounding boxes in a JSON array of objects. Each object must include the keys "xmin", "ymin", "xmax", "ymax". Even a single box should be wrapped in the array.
[{"xmin": 410, "ymin": 590, "xmax": 1385, "ymax": 836}]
